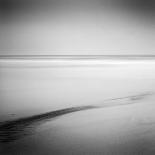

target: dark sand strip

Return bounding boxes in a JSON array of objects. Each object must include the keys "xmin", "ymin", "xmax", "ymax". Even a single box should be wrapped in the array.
[{"xmin": 0, "ymin": 92, "xmax": 153, "ymax": 143}]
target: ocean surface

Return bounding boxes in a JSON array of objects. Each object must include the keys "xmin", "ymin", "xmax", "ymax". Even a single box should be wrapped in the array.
[{"xmin": 0, "ymin": 58, "xmax": 155, "ymax": 154}]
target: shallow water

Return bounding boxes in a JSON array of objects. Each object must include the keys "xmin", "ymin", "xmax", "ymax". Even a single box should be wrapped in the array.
[{"xmin": 0, "ymin": 59, "xmax": 155, "ymax": 154}]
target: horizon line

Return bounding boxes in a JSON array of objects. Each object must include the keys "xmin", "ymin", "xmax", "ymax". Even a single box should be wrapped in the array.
[{"xmin": 1, "ymin": 55, "xmax": 155, "ymax": 60}]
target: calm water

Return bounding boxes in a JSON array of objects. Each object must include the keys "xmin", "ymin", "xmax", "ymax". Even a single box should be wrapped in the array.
[{"xmin": 0, "ymin": 59, "xmax": 155, "ymax": 154}]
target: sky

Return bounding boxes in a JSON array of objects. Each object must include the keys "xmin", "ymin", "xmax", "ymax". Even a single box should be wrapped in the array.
[{"xmin": 0, "ymin": 0, "xmax": 155, "ymax": 55}]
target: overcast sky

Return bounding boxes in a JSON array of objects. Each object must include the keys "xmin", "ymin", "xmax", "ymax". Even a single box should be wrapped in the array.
[{"xmin": 0, "ymin": 0, "xmax": 155, "ymax": 55}]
